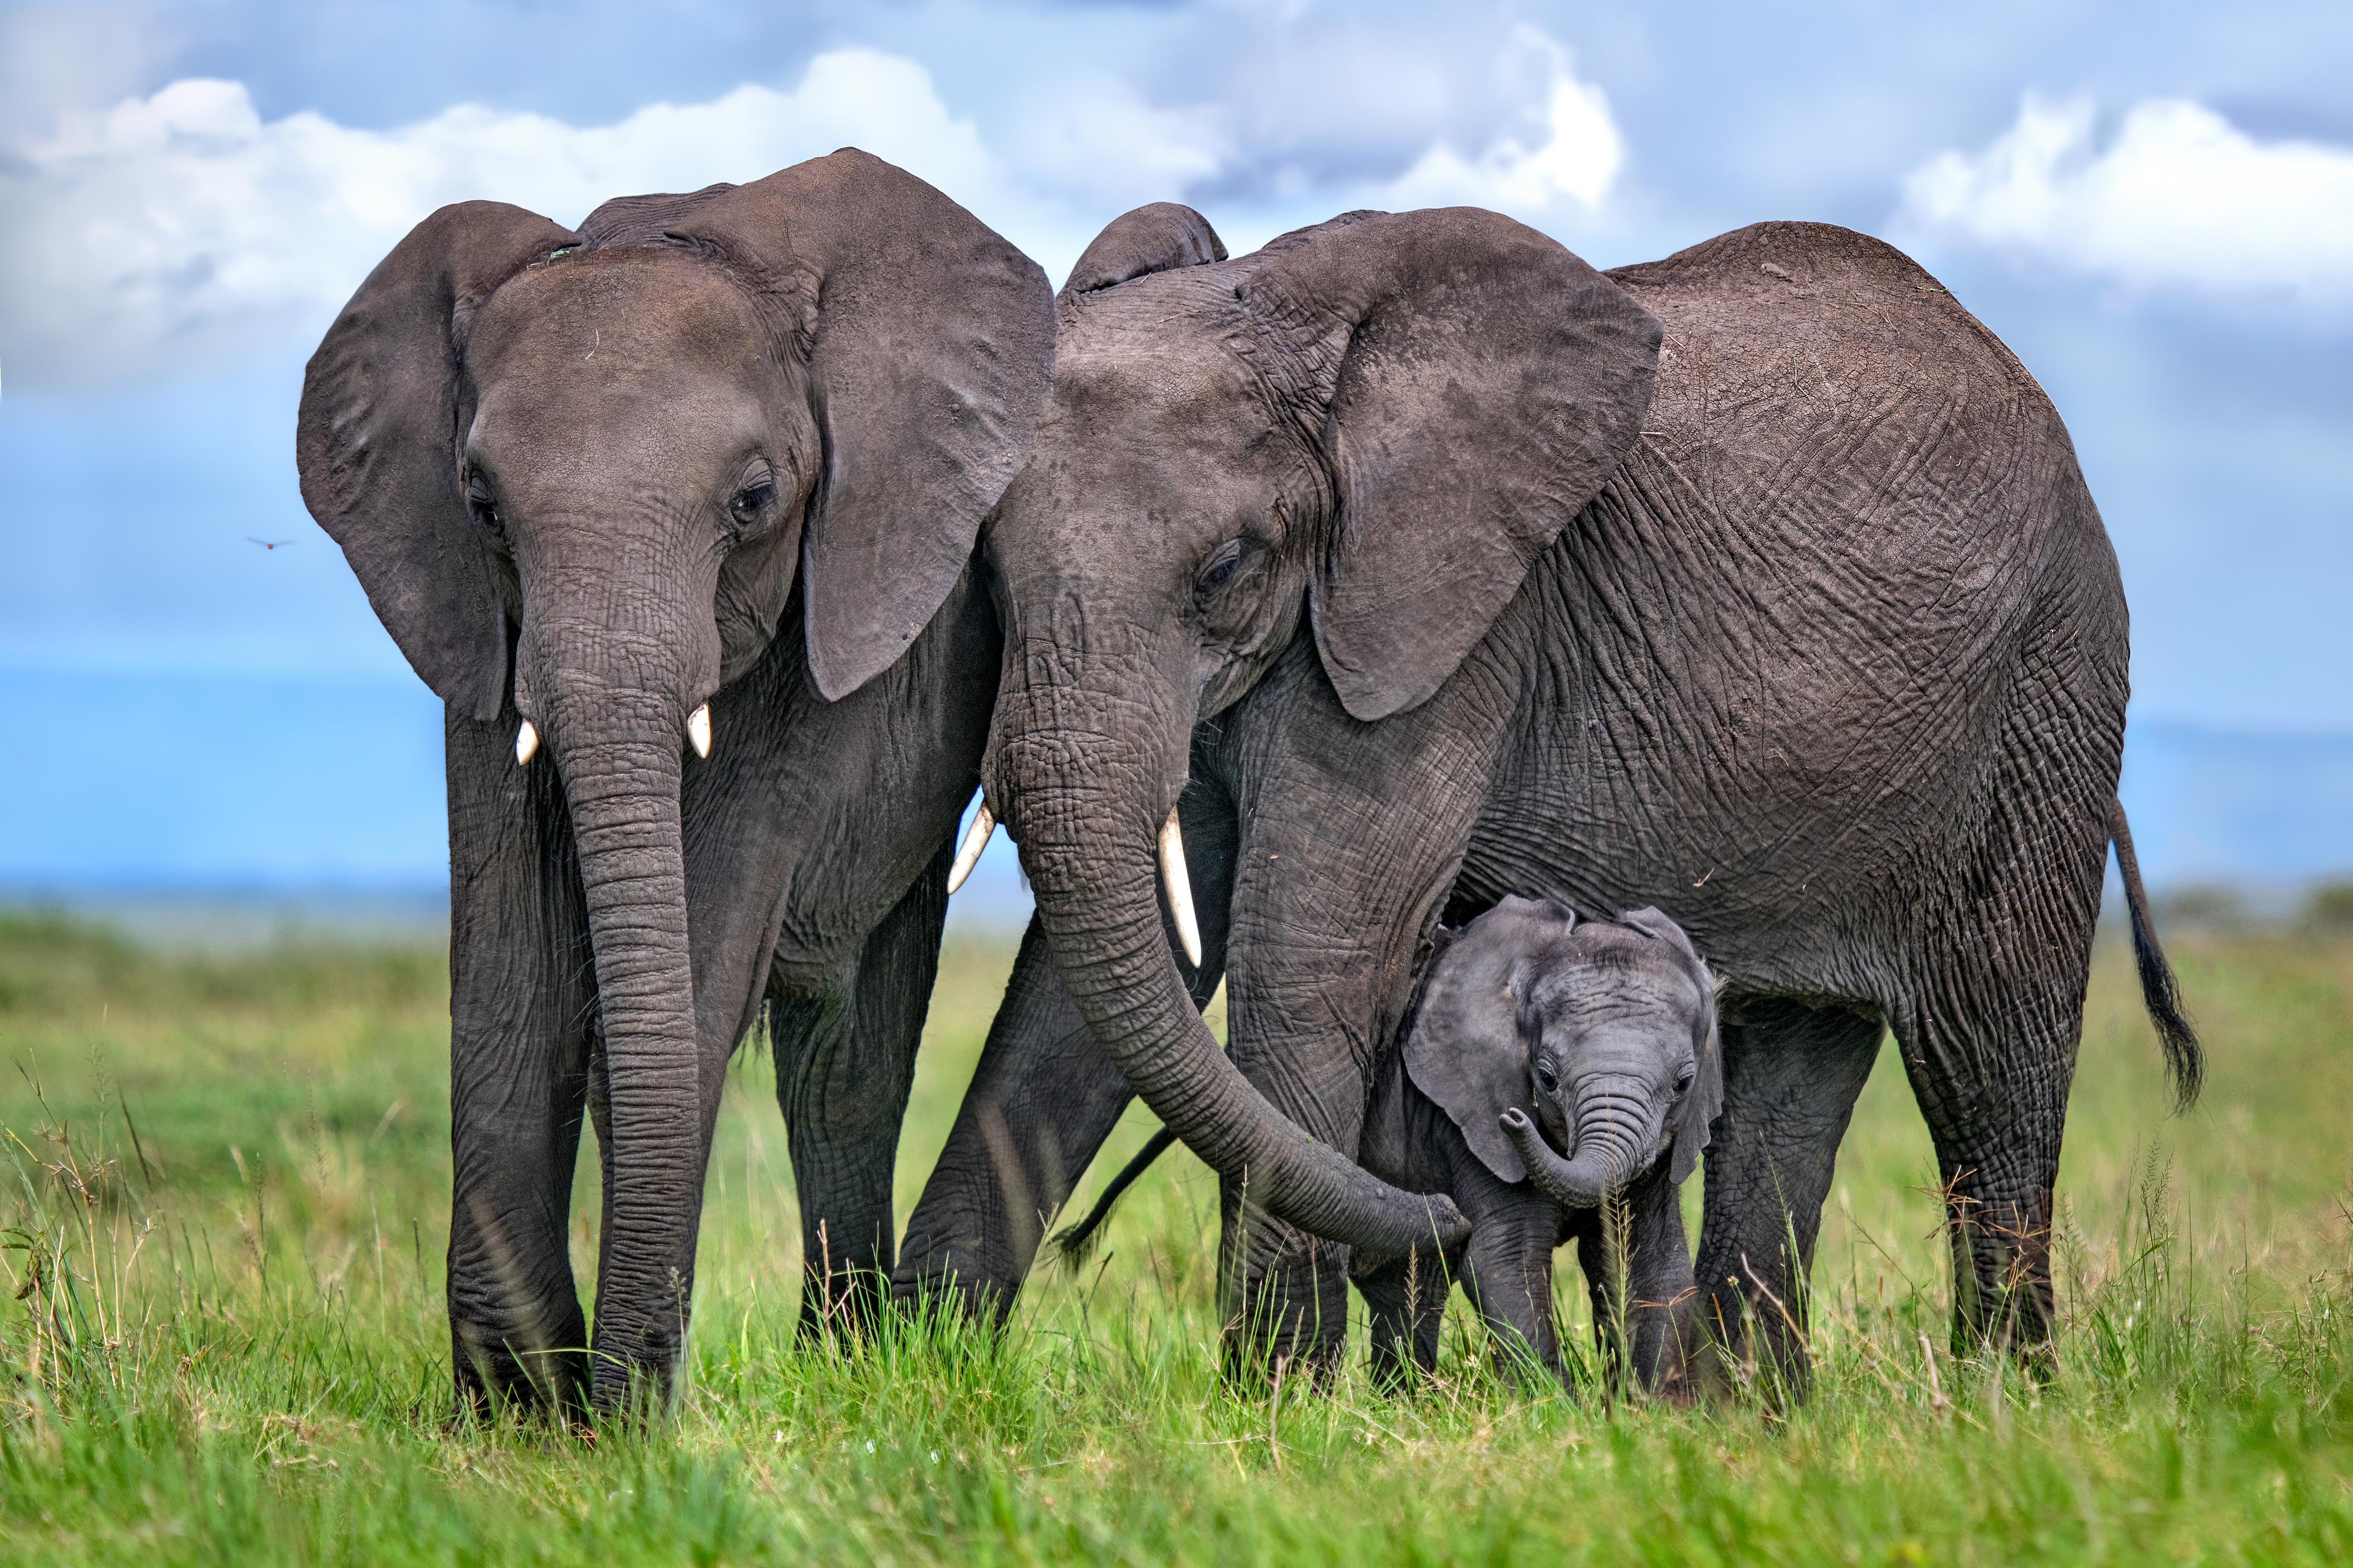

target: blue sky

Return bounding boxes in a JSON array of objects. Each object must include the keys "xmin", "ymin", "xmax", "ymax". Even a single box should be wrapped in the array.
[{"xmin": 2, "ymin": 0, "xmax": 2348, "ymax": 898}]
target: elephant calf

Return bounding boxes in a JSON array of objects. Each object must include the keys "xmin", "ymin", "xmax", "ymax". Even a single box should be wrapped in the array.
[
  {"xmin": 1057, "ymin": 894, "xmax": 1718, "ymax": 1393},
  {"xmin": 1350, "ymin": 897, "xmax": 1716, "ymax": 1394}
]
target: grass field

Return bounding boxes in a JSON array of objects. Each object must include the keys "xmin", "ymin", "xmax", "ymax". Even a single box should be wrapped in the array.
[{"xmin": 4, "ymin": 909, "xmax": 2351, "ymax": 1564}]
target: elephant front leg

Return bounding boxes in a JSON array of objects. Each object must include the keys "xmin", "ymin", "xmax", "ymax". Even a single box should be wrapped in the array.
[
  {"xmin": 1456, "ymin": 1189, "xmax": 1564, "ymax": 1390},
  {"xmin": 1353, "ymin": 1246, "xmax": 1453, "ymax": 1393},
  {"xmin": 443, "ymin": 703, "xmax": 597, "ymax": 1417},
  {"xmin": 773, "ymin": 850, "xmax": 950, "ymax": 1337},
  {"xmin": 1211, "ymin": 673, "xmax": 1500, "ymax": 1383},
  {"xmin": 1572, "ymin": 1162, "xmax": 1699, "ymax": 1400},
  {"xmin": 1692, "ymin": 1000, "xmax": 1883, "ymax": 1404},
  {"xmin": 893, "ymin": 767, "xmax": 1236, "ymax": 1326}
]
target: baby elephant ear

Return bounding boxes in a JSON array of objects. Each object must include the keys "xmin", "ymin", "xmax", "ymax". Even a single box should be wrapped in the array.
[
  {"xmin": 1060, "ymin": 203, "xmax": 1226, "ymax": 299},
  {"xmin": 1620, "ymin": 907, "xmax": 1723, "ymax": 1185},
  {"xmin": 1405, "ymin": 895, "xmax": 1576, "ymax": 1184}
]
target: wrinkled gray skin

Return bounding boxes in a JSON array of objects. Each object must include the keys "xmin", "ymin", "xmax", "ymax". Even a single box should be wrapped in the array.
[
  {"xmin": 1358, "ymin": 899, "xmax": 1718, "ymax": 1394},
  {"xmin": 296, "ymin": 151, "xmax": 1053, "ymax": 1413},
  {"xmin": 896, "ymin": 201, "xmax": 2199, "ymax": 1393}
]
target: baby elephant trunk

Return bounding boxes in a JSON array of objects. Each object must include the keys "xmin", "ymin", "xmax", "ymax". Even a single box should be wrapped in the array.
[{"xmin": 1500, "ymin": 1083, "xmax": 1652, "ymax": 1209}]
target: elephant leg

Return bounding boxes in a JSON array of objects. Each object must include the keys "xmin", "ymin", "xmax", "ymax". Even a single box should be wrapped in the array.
[
  {"xmin": 1211, "ymin": 675, "xmax": 1501, "ymax": 1383},
  {"xmin": 1454, "ymin": 1178, "xmax": 1563, "ymax": 1389},
  {"xmin": 1354, "ymin": 1245, "xmax": 1453, "ymax": 1393},
  {"xmin": 1692, "ymin": 999, "xmax": 1884, "ymax": 1402},
  {"xmin": 772, "ymin": 847, "xmax": 951, "ymax": 1337},
  {"xmin": 1890, "ymin": 974, "xmax": 2081, "ymax": 1371},
  {"xmin": 1571, "ymin": 1161, "xmax": 1698, "ymax": 1399},
  {"xmin": 893, "ymin": 764, "xmax": 1237, "ymax": 1324},
  {"xmin": 443, "ymin": 703, "xmax": 598, "ymax": 1416}
]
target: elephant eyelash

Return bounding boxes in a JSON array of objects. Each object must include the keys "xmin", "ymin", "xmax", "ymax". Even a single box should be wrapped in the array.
[
  {"xmin": 463, "ymin": 476, "xmax": 506, "ymax": 541},
  {"xmin": 1193, "ymin": 539, "xmax": 1245, "ymax": 601},
  {"xmin": 728, "ymin": 481, "xmax": 777, "ymax": 528}
]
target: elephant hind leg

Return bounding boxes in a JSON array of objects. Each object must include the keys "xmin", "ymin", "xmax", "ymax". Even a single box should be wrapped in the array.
[
  {"xmin": 773, "ymin": 849, "xmax": 950, "ymax": 1338},
  {"xmin": 1691, "ymin": 999, "xmax": 1885, "ymax": 1403},
  {"xmin": 1886, "ymin": 968, "xmax": 2083, "ymax": 1371}
]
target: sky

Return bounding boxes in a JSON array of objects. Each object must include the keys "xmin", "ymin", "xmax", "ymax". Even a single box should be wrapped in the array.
[{"xmin": 1, "ymin": 0, "xmax": 2348, "ymax": 902}]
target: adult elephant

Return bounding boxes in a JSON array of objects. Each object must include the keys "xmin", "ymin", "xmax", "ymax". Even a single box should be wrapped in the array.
[
  {"xmin": 893, "ymin": 202, "xmax": 2198, "ymax": 1391},
  {"xmin": 296, "ymin": 150, "xmax": 1053, "ymax": 1413}
]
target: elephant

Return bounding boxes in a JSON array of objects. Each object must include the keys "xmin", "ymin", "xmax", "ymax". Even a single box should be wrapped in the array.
[
  {"xmin": 1054, "ymin": 896, "xmax": 1720, "ymax": 1394},
  {"xmin": 892, "ymin": 199, "xmax": 2199, "ymax": 1395},
  {"xmin": 296, "ymin": 149, "xmax": 1054, "ymax": 1413}
]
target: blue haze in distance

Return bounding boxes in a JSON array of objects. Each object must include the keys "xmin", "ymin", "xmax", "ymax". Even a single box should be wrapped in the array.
[{"xmin": 2, "ymin": 0, "xmax": 2348, "ymax": 923}]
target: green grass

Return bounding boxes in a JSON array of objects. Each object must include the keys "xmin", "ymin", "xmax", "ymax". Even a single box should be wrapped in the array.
[{"xmin": 4, "ymin": 908, "xmax": 2351, "ymax": 1564}]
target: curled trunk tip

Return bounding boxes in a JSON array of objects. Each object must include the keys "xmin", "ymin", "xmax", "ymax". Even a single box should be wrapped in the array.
[{"xmin": 1500, "ymin": 1107, "xmax": 1635, "ymax": 1209}]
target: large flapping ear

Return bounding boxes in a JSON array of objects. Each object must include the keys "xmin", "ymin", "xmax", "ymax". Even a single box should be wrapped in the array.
[
  {"xmin": 1405, "ymin": 894, "xmax": 1578, "ymax": 1183},
  {"xmin": 1237, "ymin": 208, "xmax": 1662, "ymax": 721},
  {"xmin": 1059, "ymin": 203, "xmax": 1226, "ymax": 300},
  {"xmin": 657, "ymin": 150, "xmax": 1056, "ymax": 700},
  {"xmin": 297, "ymin": 201, "xmax": 579, "ymax": 721},
  {"xmin": 1618, "ymin": 906, "xmax": 1724, "ymax": 1185}
]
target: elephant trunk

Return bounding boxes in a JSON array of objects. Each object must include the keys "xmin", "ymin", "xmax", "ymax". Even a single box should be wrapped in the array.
[
  {"xmin": 1501, "ymin": 1085, "xmax": 1651, "ymax": 1209},
  {"xmin": 529, "ymin": 623, "xmax": 708, "ymax": 1409},
  {"xmin": 990, "ymin": 680, "xmax": 1468, "ymax": 1258}
]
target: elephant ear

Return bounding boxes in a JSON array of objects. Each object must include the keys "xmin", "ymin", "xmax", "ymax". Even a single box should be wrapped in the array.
[
  {"xmin": 1405, "ymin": 894, "xmax": 1578, "ymax": 1184},
  {"xmin": 1060, "ymin": 203, "xmax": 1226, "ymax": 299},
  {"xmin": 297, "ymin": 201, "xmax": 579, "ymax": 722},
  {"xmin": 1239, "ymin": 208, "xmax": 1662, "ymax": 721},
  {"xmin": 1618, "ymin": 906, "xmax": 1724, "ymax": 1185},
  {"xmin": 659, "ymin": 149, "xmax": 1055, "ymax": 700}
]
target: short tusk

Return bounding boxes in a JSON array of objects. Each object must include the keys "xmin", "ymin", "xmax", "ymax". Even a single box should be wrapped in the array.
[
  {"xmin": 947, "ymin": 804, "xmax": 996, "ymax": 894},
  {"xmin": 514, "ymin": 720, "xmax": 539, "ymax": 766},
  {"xmin": 1158, "ymin": 807, "xmax": 1203, "ymax": 969},
  {"xmin": 687, "ymin": 703, "xmax": 711, "ymax": 760}
]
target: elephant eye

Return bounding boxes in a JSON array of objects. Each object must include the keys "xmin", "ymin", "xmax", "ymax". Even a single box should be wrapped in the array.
[
  {"xmin": 1533, "ymin": 1062, "xmax": 1559, "ymax": 1093},
  {"xmin": 729, "ymin": 481, "xmax": 776, "ymax": 528},
  {"xmin": 1675, "ymin": 1064, "xmax": 1696, "ymax": 1094},
  {"xmin": 1194, "ymin": 539, "xmax": 1244, "ymax": 602},
  {"xmin": 464, "ymin": 474, "xmax": 504, "ymax": 539}
]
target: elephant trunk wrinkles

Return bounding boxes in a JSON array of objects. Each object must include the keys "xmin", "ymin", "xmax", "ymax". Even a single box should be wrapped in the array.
[
  {"xmin": 993, "ymin": 683, "xmax": 1467, "ymax": 1258},
  {"xmin": 1505, "ymin": 1084, "xmax": 1651, "ymax": 1210},
  {"xmin": 534, "ymin": 633, "xmax": 705, "ymax": 1408}
]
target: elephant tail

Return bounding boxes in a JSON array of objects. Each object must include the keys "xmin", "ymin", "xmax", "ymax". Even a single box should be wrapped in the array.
[
  {"xmin": 1050, "ymin": 1126, "xmax": 1178, "ymax": 1265},
  {"xmin": 2110, "ymin": 797, "xmax": 2203, "ymax": 1111}
]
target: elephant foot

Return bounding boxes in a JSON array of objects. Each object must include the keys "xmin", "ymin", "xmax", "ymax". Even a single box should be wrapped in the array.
[{"xmin": 450, "ymin": 1317, "xmax": 590, "ymax": 1422}]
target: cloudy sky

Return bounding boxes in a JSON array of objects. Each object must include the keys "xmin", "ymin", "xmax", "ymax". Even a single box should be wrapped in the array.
[{"xmin": 2, "ymin": 0, "xmax": 2348, "ymax": 892}]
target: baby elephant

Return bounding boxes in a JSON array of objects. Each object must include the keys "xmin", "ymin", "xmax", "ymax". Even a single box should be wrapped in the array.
[{"xmin": 1352, "ymin": 896, "xmax": 1722, "ymax": 1394}]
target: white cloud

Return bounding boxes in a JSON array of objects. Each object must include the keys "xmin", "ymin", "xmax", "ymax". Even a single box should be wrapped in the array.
[
  {"xmin": 1377, "ymin": 28, "xmax": 1623, "ymax": 219},
  {"xmin": 1009, "ymin": 80, "xmax": 1232, "ymax": 214},
  {"xmin": 0, "ymin": 50, "xmax": 1020, "ymax": 389},
  {"xmin": 0, "ymin": 29, "xmax": 1637, "ymax": 390},
  {"xmin": 1902, "ymin": 95, "xmax": 2353, "ymax": 301}
]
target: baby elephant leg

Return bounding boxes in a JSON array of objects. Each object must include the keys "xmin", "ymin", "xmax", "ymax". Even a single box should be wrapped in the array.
[
  {"xmin": 1454, "ymin": 1172, "xmax": 1566, "ymax": 1389},
  {"xmin": 1355, "ymin": 1245, "xmax": 1454, "ymax": 1393},
  {"xmin": 1574, "ymin": 1162, "xmax": 1699, "ymax": 1399}
]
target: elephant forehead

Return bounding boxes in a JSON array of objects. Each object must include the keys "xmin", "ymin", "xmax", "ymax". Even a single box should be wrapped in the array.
[
  {"xmin": 468, "ymin": 248, "xmax": 785, "ymax": 397},
  {"xmin": 1534, "ymin": 957, "xmax": 1703, "ymax": 1029}
]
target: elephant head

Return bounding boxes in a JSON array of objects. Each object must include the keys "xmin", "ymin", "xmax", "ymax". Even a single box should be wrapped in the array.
[
  {"xmin": 1408, "ymin": 898, "xmax": 1722, "ymax": 1207},
  {"xmin": 973, "ymin": 203, "xmax": 1659, "ymax": 1256},
  {"xmin": 297, "ymin": 150, "xmax": 1052, "ymax": 1400}
]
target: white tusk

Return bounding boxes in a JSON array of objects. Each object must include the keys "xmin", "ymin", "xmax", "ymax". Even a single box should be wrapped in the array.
[
  {"xmin": 1158, "ymin": 807, "xmax": 1203, "ymax": 969},
  {"xmin": 947, "ymin": 804, "xmax": 996, "ymax": 895},
  {"xmin": 687, "ymin": 703, "xmax": 711, "ymax": 759},
  {"xmin": 514, "ymin": 720, "xmax": 539, "ymax": 766}
]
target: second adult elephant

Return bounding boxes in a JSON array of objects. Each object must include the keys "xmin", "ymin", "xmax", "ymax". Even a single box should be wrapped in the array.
[
  {"xmin": 298, "ymin": 151, "xmax": 1052, "ymax": 1412},
  {"xmin": 896, "ymin": 201, "xmax": 2198, "ymax": 1390}
]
